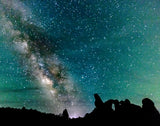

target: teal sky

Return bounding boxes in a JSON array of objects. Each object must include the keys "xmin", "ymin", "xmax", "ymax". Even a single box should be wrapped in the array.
[{"xmin": 1, "ymin": 0, "xmax": 160, "ymax": 117}]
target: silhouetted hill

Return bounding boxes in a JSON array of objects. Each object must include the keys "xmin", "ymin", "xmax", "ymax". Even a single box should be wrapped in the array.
[
  {"xmin": 0, "ymin": 94, "xmax": 160, "ymax": 125},
  {"xmin": 0, "ymin": 107, "xmax": 63, "ymax": 122}
]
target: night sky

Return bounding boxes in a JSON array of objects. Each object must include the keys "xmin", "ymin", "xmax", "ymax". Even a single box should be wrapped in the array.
[{"xmin": 1, "ymin": 0, "xmax": 160, "ymax": 118}]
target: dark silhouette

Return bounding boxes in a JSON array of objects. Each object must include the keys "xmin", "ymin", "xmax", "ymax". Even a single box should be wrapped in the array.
[
  {"xmin": 83, "ymin": 94, "xmax": 160, "ymax": 125},
  {"xmin": 62, "ymin": 109, "xmax": 69, "ymax": 120},
  {"xmin": 94, "ymin": 93, "xmax": 104, "ymax": 108},
  {"xmin": 0, "ymin": 93, "xmax": 159, "ymax": 125},
  {"xmin": 142, "ymin": 98, "xmax": 160, "ymax": 123}
]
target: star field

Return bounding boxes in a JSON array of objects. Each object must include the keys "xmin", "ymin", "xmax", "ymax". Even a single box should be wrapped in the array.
[{"xmin": 0, "ymin": 0, "xmax": 160, "ymax": 117}]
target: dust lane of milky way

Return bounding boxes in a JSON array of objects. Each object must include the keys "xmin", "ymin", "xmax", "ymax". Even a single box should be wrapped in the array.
[{"xmin": 0, "ymin": 0, "xmax": 160, "ymax": 118}]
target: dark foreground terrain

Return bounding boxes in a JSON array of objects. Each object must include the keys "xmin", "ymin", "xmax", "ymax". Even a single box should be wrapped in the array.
[{"xmin": 1, "ymin": 94, "xmax": 160, "ymax": 125}]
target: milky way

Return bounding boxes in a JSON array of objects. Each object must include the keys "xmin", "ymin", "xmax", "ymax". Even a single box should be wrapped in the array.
[
  {"xmin": 0, "ymin": 0, "xmax": 87, "ymax": 117},
  {"xmin": 1, "ymin": 0, "xmax": 160, "ymax": 117}
]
